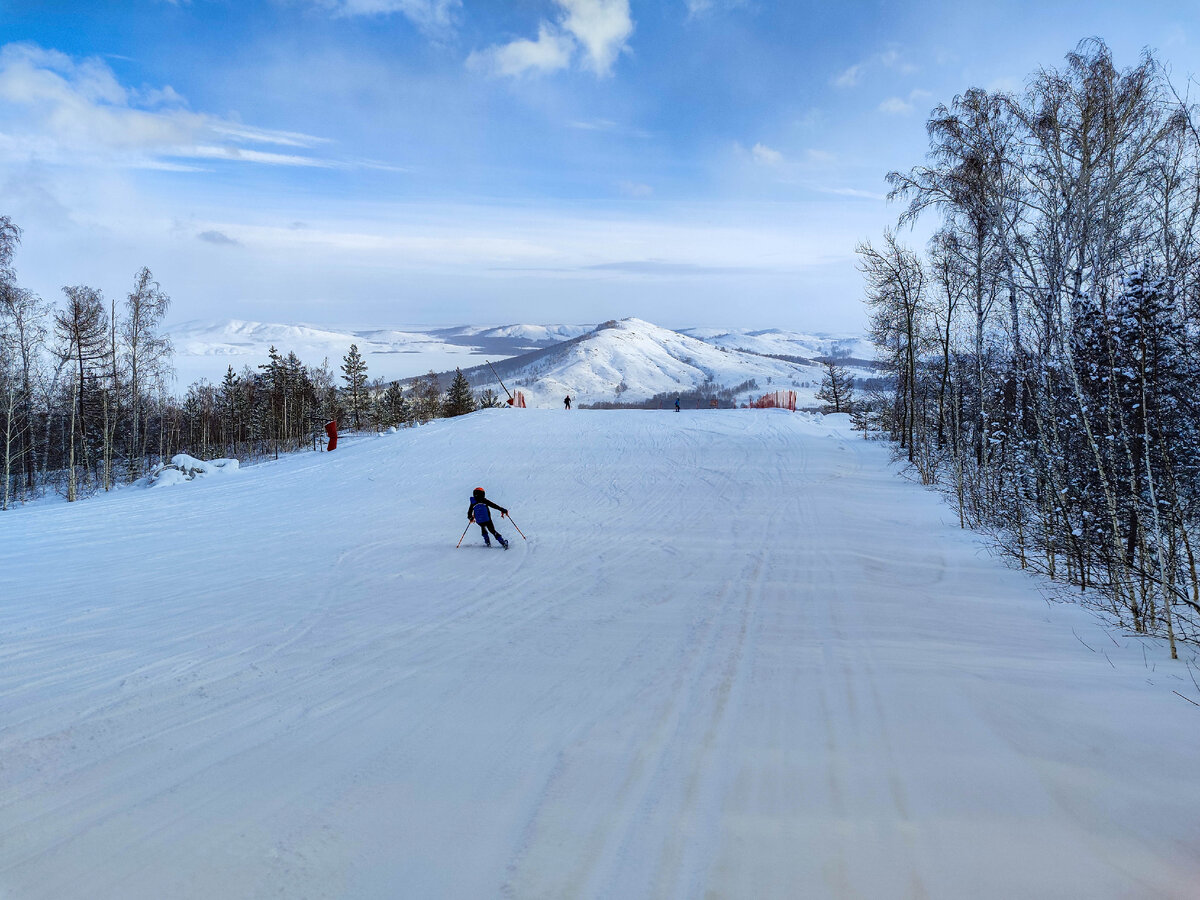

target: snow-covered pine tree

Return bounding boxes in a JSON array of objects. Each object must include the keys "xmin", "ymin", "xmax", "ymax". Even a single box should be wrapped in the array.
[
  {"xmin": 219, "ymin": 365, "xmax": 241, "ymax": 456},
  {"xmin": 376, "ymin": 380, "xmax": 408, "ymax": 428},
  {"xmin": 340, "ymin": 344, "xmax": 368, "ymax": 430},
  {"xmin": 477, "ymin": 388, "xmax": 504, "ymax": 409},
  {"xmin": 443, "ymin": 368, "xmax": 475, "ymax": 417}
]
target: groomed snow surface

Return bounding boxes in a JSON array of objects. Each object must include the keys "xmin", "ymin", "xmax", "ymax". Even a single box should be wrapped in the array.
[{"xmin": 3, "ymin": 410, "xmax": 1199, "ymax": 898}]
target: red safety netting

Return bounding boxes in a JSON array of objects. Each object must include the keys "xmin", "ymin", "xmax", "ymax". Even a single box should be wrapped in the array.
[{"xmin": 750, "ymin": 390, "xmax": 796, "ymax": 411}]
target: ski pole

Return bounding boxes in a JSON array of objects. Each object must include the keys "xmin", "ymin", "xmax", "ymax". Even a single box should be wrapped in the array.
[
  {"xmin": 503, "ymin": 511, "xmax": 527, "ymax": 541},
  {"xmin": 456, "ymin": 522, "xmax": 471, "ymax": 548},
  {"xmin": 486, "ymin": 360, "xmax": 513, "ymax": 403}
]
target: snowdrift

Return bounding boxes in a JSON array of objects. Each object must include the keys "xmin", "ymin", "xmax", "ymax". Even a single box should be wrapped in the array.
[{"xmin": 148, "ymin": 453, "xmax": 240, "ymax": 488}]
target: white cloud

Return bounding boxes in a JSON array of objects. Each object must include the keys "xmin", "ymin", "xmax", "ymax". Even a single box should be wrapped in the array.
[
  {"xmin": 832, "ymin": 63, "xmax": 864, "ymax": 88},
  {"xmin": 569, "ymin": 118, "xmax": 620, "ymax": 131},
  {"xmin": 0, "ymin": 42, "xmax": 334, "ymax": 169},
  {"xmin": 559, "ymin": 0, "xmax": 633, "ymax": 74},
  {"xmin": 307, "ymin": 0, "xmax": 461, "ymax": 34},
  {"xmin": 833, "ymin": 46, "xmax": 918, "ymax": 89},
  {"xmin": 751, "ymin": 142, "xmax": 783, "ymax": 166},
  {"xmin": 470, "ymin": 0, "xmax": 633, "ymax": 79},
  {"xmin": 877, "ymin": 96, "xmax": 914, "ymax": 115},
  {"xmin": 189, "ymin": 146, "xmax": 334, "ymax": 167},
  {"xmin": 878, "ymin": 89, "xmax": 931, "ymax": 117},
  {"xmin": 878, "ymin": 48, "xmax": 918, "ymax": 75},
  {"xmin": 468, "ymin": 23, "xmax": 573, "ymax": 77},
  {"xmin": 198, "ymin": 229, "xmax": 240, "ymax": 246},
  {"xmin": 684, "ymin": 0, "xmax": 748, "ymax": 16},
  {"xmin": 816, "ymin": 186, "xmax": 886, "ymax": 201},
  {"xmin": 617, "ymin": 180, "xmax": 653, "ymax": 197}
]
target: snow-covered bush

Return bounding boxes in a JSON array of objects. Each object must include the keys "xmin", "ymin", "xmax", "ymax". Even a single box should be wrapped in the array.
[{"xmin": 148, "ymin": 454, "xmax": 240, "ymax": 488}]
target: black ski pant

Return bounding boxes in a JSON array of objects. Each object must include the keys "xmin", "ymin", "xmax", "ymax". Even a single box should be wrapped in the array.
[{"xmin": 477, "ymin": 520, "xmax": 503, "ymax": 542}]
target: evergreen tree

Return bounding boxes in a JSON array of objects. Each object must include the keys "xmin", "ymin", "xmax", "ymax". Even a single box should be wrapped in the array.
[
  {"xmin": 340, "ymin": 343, "xmax": 368, "ymax": 429},
  {"xmin": 443, "ymin": 368, "xmax": 475, "ymax": 417},
  {"xmin": 376, "ymin": 380, "xmax": 408, "ymax": 427},
  {"xmin": 411, "ymin": 371, "xmax": 442, "ymax": 423},
  {"xmin": 219, "ymin": 365, "xmax": 241, "ymax": 455},
  {"xmin": 477, "ymin": 388, "xmax": 505, "ymax": 409}
]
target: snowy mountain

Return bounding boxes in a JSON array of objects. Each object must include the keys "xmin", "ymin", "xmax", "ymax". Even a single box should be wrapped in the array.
[
  {"xmin": 678, "ymin": 327, "xmax": 875, "ymax": 362},
  {"xmin": 437, "ymin": 323, "xmax": 593, "ymax": 343},
  {"xmin": 455, "ymin": 317, "xmax": 875, "ymax": 408},
  {"xmin": 168, "ymin": 317, "xmax": 877, "ymax": 408}
]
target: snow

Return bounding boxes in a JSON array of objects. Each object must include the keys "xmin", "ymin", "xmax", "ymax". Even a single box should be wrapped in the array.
[
  {"xmin": 3, "ymin": 410, "xmax": 1198, "ymax": 898},
  {"xmin": 448, "ymin": 323, "xmax": 594, "ymax": 342},
  {"xmin": 679, "ymin": 326, "xmax": 876, "ymax": 361},
  {"xmin": 147, "ymin": 454, "xmax": 240, "ymax": 488}
]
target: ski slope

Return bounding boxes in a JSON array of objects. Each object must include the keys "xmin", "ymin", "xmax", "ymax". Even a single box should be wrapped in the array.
[{"xmin": 3, "ymin": 410, "xmax": 1199, "ymax": 898}]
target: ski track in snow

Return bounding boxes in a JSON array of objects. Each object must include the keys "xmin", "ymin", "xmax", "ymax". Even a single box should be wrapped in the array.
[{"xmin": 2, "ymin": 410, "xmax": 1199, "ymax": 899}]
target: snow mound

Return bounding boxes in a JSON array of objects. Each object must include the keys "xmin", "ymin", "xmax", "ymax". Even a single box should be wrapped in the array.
[{"xmin": 149, "ymin": 454, "xmax": 240, "ymax": 488}]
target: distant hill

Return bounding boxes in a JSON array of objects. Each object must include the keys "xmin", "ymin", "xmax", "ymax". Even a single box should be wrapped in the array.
[
  {"xmin": 168, "ymin": 317, "xmax": 875, "ymax": 408},
  {"xmin": 439, "ymin": 318, "xmax": 877, "ymax": 409}
]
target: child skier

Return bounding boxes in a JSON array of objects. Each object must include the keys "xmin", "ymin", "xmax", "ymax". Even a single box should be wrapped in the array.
[{"xmin": 467, "ymin": 487, "xmax": 509, "ymax": 548}]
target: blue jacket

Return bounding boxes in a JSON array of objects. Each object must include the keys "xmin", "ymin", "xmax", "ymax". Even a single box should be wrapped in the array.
[{"xmin": 468, "ymin": 496, "xmax": 505, "ymax": 524}]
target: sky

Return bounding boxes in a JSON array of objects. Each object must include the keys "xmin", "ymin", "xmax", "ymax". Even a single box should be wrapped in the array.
[{"xmin": 0, "ymin": 1, "xmax": 1196, "ymax": 332}]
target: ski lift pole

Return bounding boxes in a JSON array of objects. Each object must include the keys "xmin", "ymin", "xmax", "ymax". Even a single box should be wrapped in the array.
[
  {"xmin": 485, "ymin": 359, "xmax": 514, "ymax": 403},
  {"xmin": 503, "ymin": 511, "xmax": 527, "ymax": 541},
  {"xmin": 456, "ymin": 522, "xmax": 472, "ymax": 548}
]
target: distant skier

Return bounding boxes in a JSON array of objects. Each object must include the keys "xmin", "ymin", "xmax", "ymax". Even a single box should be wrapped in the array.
[
  {"xmin": 674, "ymin": 397, "xmax": 681, "ymax": 413},
  {"xmin": 564, "ymin": 394, "xmax": 572, "ymax": 410},
  {"xmin": 468, "ymin": 487, "xmax": 510, "ymax": 549}
]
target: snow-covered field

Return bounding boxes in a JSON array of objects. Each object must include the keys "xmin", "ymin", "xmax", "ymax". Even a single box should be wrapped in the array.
[{"xmin": 3, "ymin": 410, "xmax": 1198, "ymax": 898}]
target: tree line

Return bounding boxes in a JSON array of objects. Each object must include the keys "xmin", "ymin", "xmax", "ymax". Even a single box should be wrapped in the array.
[
  {"xmin": 859, "ymin": 39, "xmax": 1200, "ymax": 655},
  {"xmin": 0, "ymin": 219, "xmax": 491, "ymax": 509}
]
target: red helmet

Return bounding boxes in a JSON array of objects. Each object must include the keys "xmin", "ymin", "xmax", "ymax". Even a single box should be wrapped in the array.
[{"xmin": 473, "ymin": 487, "xmax": 485, "ymax": 496}]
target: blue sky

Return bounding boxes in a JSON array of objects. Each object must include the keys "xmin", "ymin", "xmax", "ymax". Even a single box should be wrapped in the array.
[{"xmin": 0, "ymin": 1, "xmax": 1195, "ymax": 331}]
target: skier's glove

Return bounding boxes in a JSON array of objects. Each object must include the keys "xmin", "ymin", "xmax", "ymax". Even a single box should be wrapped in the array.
[{"xmin": 501, "ymin": 508, "xmax": 509, "ymax": 516}]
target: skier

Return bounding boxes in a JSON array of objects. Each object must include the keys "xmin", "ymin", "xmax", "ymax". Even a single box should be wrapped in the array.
[
  {"xmin": 467, "ymin": 487, "xmax": 509, "ymax": 548},
  {"xmin": 564, "ymin": 394, "xmax": 571, "ymax": 410},
  {"xmin": 674, "ymin": 396, "xmax": 681, "ymax": 413}
]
